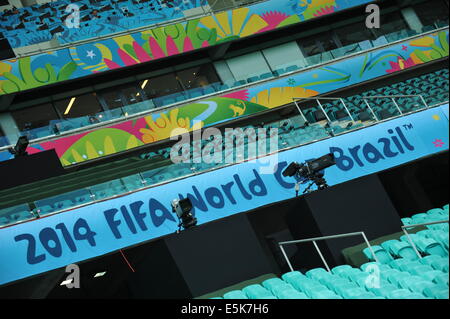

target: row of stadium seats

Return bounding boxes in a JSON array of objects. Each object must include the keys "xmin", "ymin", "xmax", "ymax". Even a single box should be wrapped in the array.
[
  {"xmin": 212, "ymin": 254, "xmax": 448, "ymax": 299},
  {"xmin": 0, "ymin": 0, "xmax": 207, "ymax": 48},
  {"xmin": 362, "ymin": 207, "xmax": 449, "ymax": 263},
  {"xmin": 4, "ymin": 67, "xmax": 448, "ymax": 148},
  {"xmin": 208, "ymin": 206, "xmax": 448, "ymax": 299}
]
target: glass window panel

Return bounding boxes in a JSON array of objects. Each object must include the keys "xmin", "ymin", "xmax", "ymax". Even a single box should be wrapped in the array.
[
  {"xmin": 413, "ymin": 0, "xmax": 449, "ymax": 27},
  {"xmin": 298, "ymin": 33, "xmax": 339, "ymax": 57},
  {"xmin": 262, "ymin": 41, "xmax": 307, "ymax": 70},
  {"xmin": 335, "ymin": 20, "xmax": 377, "ymax": 46},
  {"xmin": 176, "ymin": 64, "xmax": 221, "ymax": 90},
  {"xmin": 139, "ymin": 73, "xmax": 183, "ymax": 99},
  {"xmin": 122, "ymin": 85, "xmax": 144, "ymax": 105},
  {"xmin": 98, "ymin": 89, "xmax": 124, "ymax": 110},
  {"xmin": 11, "ymin": 103, "xmax": 59, "ymax": 133},
  {"xmin": 226, "ymin": 51, "xmax": 272, "ymax": 81},
  {"xmin": 54, "ymin": 92, "xmax": 103, "ymax": 120},
  {"xmin": 0, "ymin": 126, "xmax": 5, "ymax": 147},
  {"xmin": 373, "ymin": 11, "xmax": 409, "ymax": 37}
]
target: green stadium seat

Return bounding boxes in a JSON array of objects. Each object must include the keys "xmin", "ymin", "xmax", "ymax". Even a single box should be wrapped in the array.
[
  {"xmin": 389, "ymin": 258, "xmax": 412, "ymax": 271},
  {"xmin": 420, "ymin": 270, "xmax": 446, "ymax": 283},
  {"xmin": 420, "ymin": 255, "xmax": 445, "ymax": 266},
  {"xmin": 360, "ymin": 261, "xmax": 391, "ymax": 273},
  {"xmin": 321, "ymin": 277, "xmax": 350, "ymax": 290},
  {"xmin": 387, "ymin": 289, "xmax": 421, "ymax": 299},
  {"xmin": 396, "ymin": 259, "xmax": 422, "ymax": 272},
  {"xmin": 432, "ymin": 273, "xmax": 449, "ymax": 286},
  {"xmin": 338, "ymin": 267, "xmax": 363, "ymax": 280},
  {"xmin": 433, "ymin": 231, "xmax": 449, "ymax": 250},
  {"xmin": 339, "ymin": 287, "xmax": 369, "ymax": 299},
  {"xmin": 261, "ymin": 278, "xmax": 288, "ymax": 292},
  {"xmin": 363, "ymin": 245, "xmax": 393, "ymax": 263},
  {"xmin": 331, "ymin": 265, "xmax": 354, "ymax": 276},
  {"xmin": 411, "ymin": 237, "xmax": 447, "ymax": 257},
  {"xmin": 297, "ymin": 280, "xmax": 329, "ymax": 297},
  {"xmin": 281, "ymin": 271, "xmax": 306, "ymax": 282},
  {"xmin": 223, "ymin": 290, "xmax": 248, "ymax": 299},
  {"xmin": 431, "ymin": 259, "xmax": 449, "ymax": 273},
  {"xmin": 305, "ymin": 268, "xmax": 329, "ymax": 281},
  {"xmin": 242, "ymin": 285, "xmax": 277, "ymax": 299},
  {"xmin": 309, "ymin": 290, "xmax": 342, "ymax": 299},
  {"xmin": 401, "ymin": 217, "xmax": 412, "ymax": 225},
  {"xmin": 333, "ymin": 282, "xmax": 359, "ymax": 296},
  {"xmin": 272, "ymin": 286, "xmax": 309, "ymax": 299},
  {"xmin": 354, "ymin": 292, "xmax": 379, "ymax": 299},
  {"xmin": 403, "ymin": 279, "xmax": 436, "ymax": 295},
  {"xmin": 423, "ymin": 284, "xmax": 449, "ymax": 299},
  {"xmin": 390, "ymin": 241, "xmax": 420, "ymax": 260},
  {"xmin": 368, "ymin": 284, "xmax": 398, "ymax": 298},
  {"xmin": 386, "ymin": 271, "xmax": 411, "ymax": 288},
  {"xmin": 407, "ymin": 265, "xmax": 435, "ymax": 276}
]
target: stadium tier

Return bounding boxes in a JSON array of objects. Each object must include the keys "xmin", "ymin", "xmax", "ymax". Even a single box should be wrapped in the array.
[
  {"xmin": 0, "ymin": 0, "xmax": 448, "ymax": 300},
  {"xmin": 200, "ymin": 205, "xmax": 449, "ymax": 299}
]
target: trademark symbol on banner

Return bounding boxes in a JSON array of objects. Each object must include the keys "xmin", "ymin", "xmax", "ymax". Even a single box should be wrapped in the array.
[{"xmin": 403, "ymin": 124, "xmax": 414, "ymax": 130}]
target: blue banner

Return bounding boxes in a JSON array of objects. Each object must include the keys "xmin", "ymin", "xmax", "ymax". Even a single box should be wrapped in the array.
[{"xmin": 0, "ymin": 104, "xmax": 448, "ymax": 285}]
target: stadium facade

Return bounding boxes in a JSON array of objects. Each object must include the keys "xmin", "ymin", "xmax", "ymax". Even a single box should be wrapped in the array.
[{"xmin": 0, "ymin": 0, "xmax": 448, "ymax": 299}]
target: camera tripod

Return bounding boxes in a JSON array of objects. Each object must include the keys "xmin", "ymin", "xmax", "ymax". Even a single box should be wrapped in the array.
[{"xmin": 302, "ymin": 173, "xmax": 329, "ymax": 194}]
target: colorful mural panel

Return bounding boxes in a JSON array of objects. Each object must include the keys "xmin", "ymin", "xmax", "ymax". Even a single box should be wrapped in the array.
[
  {"xmin": 0, "ymin": 0, "xmax": 374, "ymax": 95},
  {"xmin": 0, "ymin": 30, "xmax": 447, "ymax": 166}
]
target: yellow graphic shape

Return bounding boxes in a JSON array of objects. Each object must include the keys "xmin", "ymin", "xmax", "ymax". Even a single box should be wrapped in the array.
[{"xmin": 251, "ymin": 87, "xmax": 319, "ymax": 109}]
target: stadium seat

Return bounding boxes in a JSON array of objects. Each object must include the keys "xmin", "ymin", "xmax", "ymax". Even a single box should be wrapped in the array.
[
  {"xmin": 271, "ymin": 286, "xmax": 309, "ymax": 299},
  {"xmin": 368, "ymin": 284, "xmax": 399, "ymax": 298},
  {"xmin": 407, "ymin": 265, "xmax": 435, "ymax": 276},
  {"xmin": 261, "ymin": 278, "xmax": 289, "ymax": 293},
  {"xmin": 423, "ymin": 284, "xmax": 449, "ymax": 299},
  {"xmin": 386, "ymin": 271, "xmax": 411, "ymax": 288},
  {"xmin": 421, "ymin": 255, "xmax": 445, "ymax": 266},
  {"xmin": 285, "ymin": 65, "xmax": 300, "ymax": 73},
  {"xmin": 388, "ymin": 241, "xmax": 419, "ymax": 260},
  {"xmin": 331, "ymin": 265, "xmax": 354, "ymax": 276},
  {"xmin": 259, "ymin": 72, "xmax": 274, "ymax": 80},
  {"xmin": 273, "ymin": 69, "xmax": 286, "ymax": 77},
  {"xmin": 401, "ymin": 217, "xmax": 412, "ymax": 225},
  {"xmin": 389, "ymin": 258, "xmax": 413, "ymax": 271},
  {"xmin": 387, "ymin": 289, "xmax": 423, "ymax": 299},
  {"xmin": 363, "ymin": 245, "xmax": 393, "ymax": 263},
  {"xmin": 242, "ymin": 285, "xmax": 277, "ymax": 299},
  {"xmin": 309, "ymin": 289, "xmax": 342, "ymax": 299},
  {"xmin": 360, "ymin": 262, "xmax": 391, "ymax": 273},
  {"xmin": 223, "ymin": 290, "xmax": 248, "ymax": 299},
  {"xmin": 305, "ymin": 268, "xmax": 329, "ymax": 281},
  {"xmin": 333, "ymin": 282, "xmax": 359, "ymax": 296},
  {"xmin": 247, "ymin": 76, "xmax": 260, "ymax": 83},
  {"xmin": 432, "ymin": 273, "xmax": 449, "ymax": 286},
  {"xmin": 338, "ymin": 287, "xmax": 368, "ymax": 299}
]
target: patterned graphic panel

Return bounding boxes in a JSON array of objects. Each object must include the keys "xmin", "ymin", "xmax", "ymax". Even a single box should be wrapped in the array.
[
  {"xmin": 0, "ymin": 0, "xmax": 373, "ymax": 94},
  {"xmin": 0, "ymin": 30, "xmax": 446, "ymax": 166}
]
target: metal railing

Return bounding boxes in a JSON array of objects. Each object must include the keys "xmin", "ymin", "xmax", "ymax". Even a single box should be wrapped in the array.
[
  {"xmin": 362, "ymin": 95, "xmax": 429, "ymax": 121},
  {"xmin": 293, "ymin": 94, "xmax": 430, "ymax": 130},
  {"xmin": 401, "ymin": 219, "xmax": 449, "ymax": 259},
  {"xmin": 278, "ymin": 231, "xmax": 378, "ymax": 272},
  {"xmin": 293, "ymin": 97, "xmax": 358, "ymax": 124}
]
